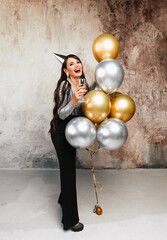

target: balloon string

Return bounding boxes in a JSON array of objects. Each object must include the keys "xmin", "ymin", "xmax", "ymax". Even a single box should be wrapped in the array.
[{"xmin": 90, "ymin": 143, "xmax": 103, "ymax": 206}]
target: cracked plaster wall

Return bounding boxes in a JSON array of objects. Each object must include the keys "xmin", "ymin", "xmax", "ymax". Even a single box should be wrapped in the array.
[{"xmin": 0, "ymin": 0, "xmax": 166, "ymax": 169}]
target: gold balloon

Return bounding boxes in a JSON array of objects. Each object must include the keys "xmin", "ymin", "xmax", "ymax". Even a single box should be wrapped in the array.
[
  {"xmin": 92, "ymin": 33, "xmax": 119, "ymax": 62},
  {"xmin": 109, "ymin": 93, "xmax": 136, "ymax": 122},
  {"xmin": 82, "ymin": 90, "xmax": 111, "ymax": 124},
  {"xmin": 109, "ymin": 92, "xmax": 122, "ymax": 98},
  {"xmin": 93, "ymin": 205, "xmax": 103, "ymax": 215},
  {"xmin": 94, "ymin": 123, "xmax": 99, "ymax": 130},
  {"xmin": 96, "ymin": 206, "xmax": 103, "ymax": 215}
]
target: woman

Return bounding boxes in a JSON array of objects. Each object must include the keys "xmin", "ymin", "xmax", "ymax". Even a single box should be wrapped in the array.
[{"xmin": 49, "ymin": 54, "xmax": 89, "ymax": 232}]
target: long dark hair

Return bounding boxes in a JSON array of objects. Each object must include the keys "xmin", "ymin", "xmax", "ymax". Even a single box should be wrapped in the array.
[{"xmin": 49, "ymin": 54, "xmax": 86, "ymax": 133}]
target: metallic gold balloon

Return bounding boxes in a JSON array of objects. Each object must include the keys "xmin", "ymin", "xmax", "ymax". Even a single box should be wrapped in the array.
[
  {"xmin": 94, "ymin": 123, "xmax": 99, "ymax": 130},
  {"xmin": 92, "ymin": 33, "xmax": 120, "ymax": 62},
  {"xmin": 109, "ymin": 93, "xmax": 136, "ymax": 122},
  {"xmin": 93, "ymin": 205, "xmax": 103, "ymax": 215},
  {"xmin": 109, "ymin": 92, "xmax": 122, "ymax": 97},
  {"xmin": 82, "ymin": 90, "xmax": 111, "ymax": 124}
]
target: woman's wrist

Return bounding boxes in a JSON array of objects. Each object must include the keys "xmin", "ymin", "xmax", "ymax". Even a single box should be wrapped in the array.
[{"xmin": 71, "ymin": 97, "xmax": 78, "ymax": 106}]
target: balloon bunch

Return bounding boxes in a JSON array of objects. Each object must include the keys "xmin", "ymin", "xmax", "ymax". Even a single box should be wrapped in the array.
[{"xmin": 65, "ymin": 33, "xmax": 136, "ymax": 215}]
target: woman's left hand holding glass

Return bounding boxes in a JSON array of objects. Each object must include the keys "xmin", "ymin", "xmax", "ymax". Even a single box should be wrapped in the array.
[{"xmin": 71, "ymin": 87, "xmax": 87, "ymax": 106}]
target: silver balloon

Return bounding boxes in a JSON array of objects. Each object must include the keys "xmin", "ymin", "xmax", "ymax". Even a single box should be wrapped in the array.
[
  {"xmin": 65, "ymin": 117, "xmax": 96, "ymax": 148},
  {"xmin": 89, "ymin": 81, "xmax": 101, "ymax": 91},
  {"xmin": 95, "ymin": 59, "xmax": 124, "ymax": 94},
  {"xmin": 97, "ymin": 118, "xmax": 128, "ymax": 150}
]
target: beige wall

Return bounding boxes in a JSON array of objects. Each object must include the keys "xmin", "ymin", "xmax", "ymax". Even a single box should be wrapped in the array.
[{"xmin": 0, "ymin": 0, "xmax": 166, "ymax": 169}]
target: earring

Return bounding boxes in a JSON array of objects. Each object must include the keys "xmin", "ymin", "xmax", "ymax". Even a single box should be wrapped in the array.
[{"xmin": 66, "ymin": 72, "xmax": 69, "ymax": 78}]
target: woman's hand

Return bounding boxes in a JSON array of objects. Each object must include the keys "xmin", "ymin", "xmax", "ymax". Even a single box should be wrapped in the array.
[{"xmin": 71, "ymin": 87, "xmax": 87, "ymax": 106}]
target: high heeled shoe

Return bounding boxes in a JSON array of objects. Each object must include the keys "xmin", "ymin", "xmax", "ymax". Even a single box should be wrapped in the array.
[{"xmin": 63, "ymin": 222, "xmax": 84, "ymax": 232}]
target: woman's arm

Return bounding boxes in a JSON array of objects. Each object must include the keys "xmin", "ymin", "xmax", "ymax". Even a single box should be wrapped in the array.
[
  {"xmin": 58, "ymin": 81, "xmax": 87, "ymax": 120},
  {"xmin": 57, "ymin": 81, "xmax": 75, "ymax": 120},
  {"xmin": 58, "ymin": 97, "xmax": 76, "ymax": 120}
]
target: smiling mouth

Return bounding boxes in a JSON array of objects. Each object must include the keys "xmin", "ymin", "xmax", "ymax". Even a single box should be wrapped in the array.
[{"xmin": 74, "ymin": 68, "xmax": 81, "ymax": 73}]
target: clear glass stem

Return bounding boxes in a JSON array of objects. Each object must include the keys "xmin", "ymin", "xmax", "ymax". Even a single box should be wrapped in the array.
[{"xmin": 79, "ymin": 95, "xmax": 86, "ymax": 103}]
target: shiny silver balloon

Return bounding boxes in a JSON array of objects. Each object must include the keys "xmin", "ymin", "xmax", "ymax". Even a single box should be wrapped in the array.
[
  {"xmin": 97, "ymin": 118, "xmax": 128, "ymax": 150},
  {"xmin": 95, "ymin": 59, "xmax": 124, "ymax": 94},
  {"xmin": 89, "ymin": 81, "xmax": 101, "ymax": 90},
  {"xmin": 65, "ymin": 117, "xmax": 96, "ymax": 148}
]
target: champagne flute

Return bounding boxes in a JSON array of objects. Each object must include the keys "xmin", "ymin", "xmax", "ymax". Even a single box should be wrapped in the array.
[{"xmin": 78, "ymin": 77, "xmax": 86, "ymax": 103}]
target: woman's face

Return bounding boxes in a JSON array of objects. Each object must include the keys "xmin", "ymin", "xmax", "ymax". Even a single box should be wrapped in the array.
[{"xmin": 64, "ymin": 57, "xmax": 83, "ymax": 78}]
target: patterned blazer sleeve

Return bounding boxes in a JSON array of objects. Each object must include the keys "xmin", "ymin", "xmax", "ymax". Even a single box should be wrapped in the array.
[{"xmin": 57, "ymin": 81, "xmax": 75, "ymax": 120}]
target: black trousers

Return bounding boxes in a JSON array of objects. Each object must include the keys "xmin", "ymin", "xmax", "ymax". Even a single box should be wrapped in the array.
[{"xmin": 50, "ymin": 116, "xmax": 79, "ymax": 227}]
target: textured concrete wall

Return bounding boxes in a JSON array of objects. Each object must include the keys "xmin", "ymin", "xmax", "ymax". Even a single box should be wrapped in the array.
[{"xmin": 0, "ymin": 0, "xmax": 166, "ymax": 169}]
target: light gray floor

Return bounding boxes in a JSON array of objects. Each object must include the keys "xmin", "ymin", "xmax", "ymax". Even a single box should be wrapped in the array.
[{"xmin": 0, "ymin": 169, "xmax": 167, "ymax": 240}]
